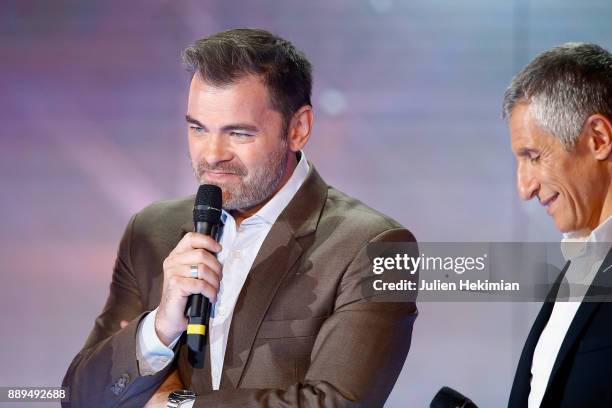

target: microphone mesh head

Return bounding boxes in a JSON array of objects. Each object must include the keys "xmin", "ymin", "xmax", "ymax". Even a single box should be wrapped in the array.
[{"xmin": 194, "ymin": 184, "xmax": 222, "ymax": 223}]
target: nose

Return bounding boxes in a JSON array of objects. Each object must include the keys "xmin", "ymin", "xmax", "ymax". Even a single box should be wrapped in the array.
[
  {"xmin": 201, "ymin": 134, "xmax": 232, "ymax": 166},
  {"xmin": 517, "ymin": 162, "xmax": 539, "ymax": 201}
]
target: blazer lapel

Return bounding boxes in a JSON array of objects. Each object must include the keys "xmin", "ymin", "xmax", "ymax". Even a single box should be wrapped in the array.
[
  {"xmin": 219, "ymin": 219, "xmax": 303, "ymax": 388},
  {"xmin": 220, "ymin": 165, "xmax": 328, "ymax": 389},
  {"xmin": 542, "ymin": 248, "xmax": 612, "ymax": 401},
  {"xmin": 509, "ymin": 261, "xmax": 569, "ymax": 407},
  {"xmin": 177, "ymin": 166, "xmax": 328, "ymax": 390}
]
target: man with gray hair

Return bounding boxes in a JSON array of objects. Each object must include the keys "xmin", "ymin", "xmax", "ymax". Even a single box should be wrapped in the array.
[{"xmin": 504, "ymin": 43, "xmax": 612, "ymax": 407}]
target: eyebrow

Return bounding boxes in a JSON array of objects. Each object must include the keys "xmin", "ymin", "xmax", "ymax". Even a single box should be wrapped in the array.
[
  {"xmin": 186, "ymin": 115, "xmax": 207, "ymax": 131},
  {"xmin": 185, "ymin": 115, "xmax": 260, "ymax": 133}
]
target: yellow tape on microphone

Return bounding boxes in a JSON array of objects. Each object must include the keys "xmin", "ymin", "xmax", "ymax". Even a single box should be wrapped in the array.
[{"xmin": 187, "ymin": 324, "xmax": 206, "ymax": 336}]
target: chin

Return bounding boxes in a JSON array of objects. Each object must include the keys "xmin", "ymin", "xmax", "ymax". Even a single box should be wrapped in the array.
[
  {"xmin": 553, "ymin": 214, "xmax": 572, "ymax": 233},
  {"xmin": 555, "ymin": 223, "xmax": 574, "ymax": 233},
  {"xmin": 554, "ymin": 217, "xmax": 584, "ymax": 234}
]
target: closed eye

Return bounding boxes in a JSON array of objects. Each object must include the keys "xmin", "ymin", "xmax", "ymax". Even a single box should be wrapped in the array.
[
  {"xmin": 230, "ymin": 131, "xmax": 254, "ymax": 138},
  {"xmin": 516, "ymin": 148, "xmax": 541, "ymax": 164}
]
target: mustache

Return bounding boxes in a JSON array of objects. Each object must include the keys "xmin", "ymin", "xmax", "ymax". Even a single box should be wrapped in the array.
[{"xmin": 195, "ymin": 160, "xmax": 248, "ymax": 176}]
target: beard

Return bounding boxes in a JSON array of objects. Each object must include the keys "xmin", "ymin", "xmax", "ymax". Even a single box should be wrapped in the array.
[{"xmin": 191, "ymin": 139, "xmax": 289, "ymax": 210}]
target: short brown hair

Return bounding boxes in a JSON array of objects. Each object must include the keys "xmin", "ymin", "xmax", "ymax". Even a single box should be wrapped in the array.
[{"xmin": 183, "ymin": 28, "xmax": 313, "ymax": 131}]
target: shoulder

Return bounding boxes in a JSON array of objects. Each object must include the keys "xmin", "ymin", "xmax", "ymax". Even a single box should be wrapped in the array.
[
  {"xmin": 130, "ymin": 195, "xmax": 194, "ymax": 236},
  {"xmin": 136, "ymin": 195, "xmax": 194, "ymax": 218},
  {"xmin": 319, "ymin": 186, "xmax": 416, "ymax": 244}
]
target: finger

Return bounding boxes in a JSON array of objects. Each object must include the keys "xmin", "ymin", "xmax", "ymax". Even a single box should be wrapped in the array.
[
  {"xmin": 172, "ymin": 249, "xmax": 222, "ymax": 277},
  {"xmin": 171, "ymin": 232, "xmax": 222, "ymax": 255},
  {"xmin": 169, "ymin": 275, "xmax": 218, "ymax": 302},
  {"xmin": 178, "ymin": 264, "xmax": 221, "ymax": 290}
]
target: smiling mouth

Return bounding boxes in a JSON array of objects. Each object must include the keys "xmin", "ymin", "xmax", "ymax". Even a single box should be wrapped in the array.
[{"xmin": 541, "ymin": 193, "xmax": 559, "ymax": 213}]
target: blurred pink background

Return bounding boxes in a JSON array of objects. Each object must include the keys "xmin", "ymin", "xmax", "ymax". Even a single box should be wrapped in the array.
[{"xmin": 2, "ymin": 1, "xmax": 612, "ymax": 406}]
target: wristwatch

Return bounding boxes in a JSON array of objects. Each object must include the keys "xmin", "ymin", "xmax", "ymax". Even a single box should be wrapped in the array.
[{"xmin": 167, "ymin": 390, "xmax": 196, "ymax": 407}]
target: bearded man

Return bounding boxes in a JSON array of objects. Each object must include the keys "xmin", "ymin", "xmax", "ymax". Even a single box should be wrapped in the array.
[{"xmin": 63, "ymin": 28, "xmax": 417, "ymax": 408}]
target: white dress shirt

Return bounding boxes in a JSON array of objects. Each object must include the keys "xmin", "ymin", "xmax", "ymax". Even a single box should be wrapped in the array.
[
  {"xmin": 528, "ymin": 216, "xmax": 612, "ymax": 408},
  {"xmin": 135, "ymin": 152, "xmax": 309, "ymax": 405}
]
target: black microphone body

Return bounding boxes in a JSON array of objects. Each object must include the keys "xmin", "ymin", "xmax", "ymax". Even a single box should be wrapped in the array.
[
  {"xmin": 186, "ymin": 185, "xmax": 222, "ymax": 368},
  {"xmin": 430, "ymin": 386, "xmax": 478, "ymax": 408}
]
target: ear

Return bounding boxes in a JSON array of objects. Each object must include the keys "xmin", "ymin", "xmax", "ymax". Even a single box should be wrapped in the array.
[
  {"xmin": 585, "ymin": 114, "xmax": 612, "ymax": 160},
  {"xmin": 286, "ymin": 105, "xmax": 314, "ymax": 152}
]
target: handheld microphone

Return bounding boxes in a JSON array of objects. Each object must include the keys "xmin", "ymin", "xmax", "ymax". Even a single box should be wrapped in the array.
[
  {"xmin": 430, "ymin": 386, "xmax": 478, "ymax": 408},
  {"xmin": 186, "ymin": 184, "xmax": 222, "ymax": 368}
]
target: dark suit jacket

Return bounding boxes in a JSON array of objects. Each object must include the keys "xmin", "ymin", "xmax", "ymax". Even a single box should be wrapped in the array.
[
  {"xmin": 508, "ymin": 249, "xmax": 612, "ymax": 408},
  {"xmin": 63, "ymin": 165, "xmax": 418, "ymax": 407}
]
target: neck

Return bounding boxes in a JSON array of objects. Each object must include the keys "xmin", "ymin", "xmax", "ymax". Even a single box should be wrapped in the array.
[
  {"xmin": 579, "ymin": 176, "xmax": 612, "ymax": 237},
  {"xmin": 231, "ymin": 152, "xmax": 298, "ymax": 227},
  {"xmin": 596, "ymin": 184, "xmax": 612, "ymax": 231}
]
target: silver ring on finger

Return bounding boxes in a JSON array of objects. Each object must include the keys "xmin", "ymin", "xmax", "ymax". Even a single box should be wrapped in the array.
[{"xmin": 189, "ymin": 264, "xmax": 199, "ymax": 279}]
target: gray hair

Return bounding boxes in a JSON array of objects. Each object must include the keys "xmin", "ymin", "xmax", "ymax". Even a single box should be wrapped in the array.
[{"xmin": 502, "ymin": 42, "xmax": 612, "ymax": 148}]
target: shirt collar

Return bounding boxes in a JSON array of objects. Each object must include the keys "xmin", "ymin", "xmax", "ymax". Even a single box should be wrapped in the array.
[
  {"xmin": 221, "ymin": 151, "xmax": 310, "ymax": 226},
  {"xmin": 561, "ymin": 216, "xmax": 612, "ymax": 260}
]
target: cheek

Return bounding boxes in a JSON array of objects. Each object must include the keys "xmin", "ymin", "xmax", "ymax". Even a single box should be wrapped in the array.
[
  {"xmin": 540, "ymin": 159, "xmax": 572, "ymax": 192},
  {"xmin": 235, "ymin": 140, "xmax": 279, "ymax": 166},
  {"xmin": 187, "ymin": 137, "xmax": 200, "ymax": 158},
  {"xmin": 559, "ymin": 161, "xmax": 593, "ymax": 199},
  {"xmin": 231, "ymin": 145, "xmax": 265, "ymax": 171}
]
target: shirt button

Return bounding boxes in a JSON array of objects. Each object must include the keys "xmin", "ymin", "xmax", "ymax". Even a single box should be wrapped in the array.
[
  {"xmin": 160, "ymin": 357, "xmax": 169, "ymax": 363},
  {"xmin": 233, "ymin": 249, "xmax": 242, "ymax": 258}
]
